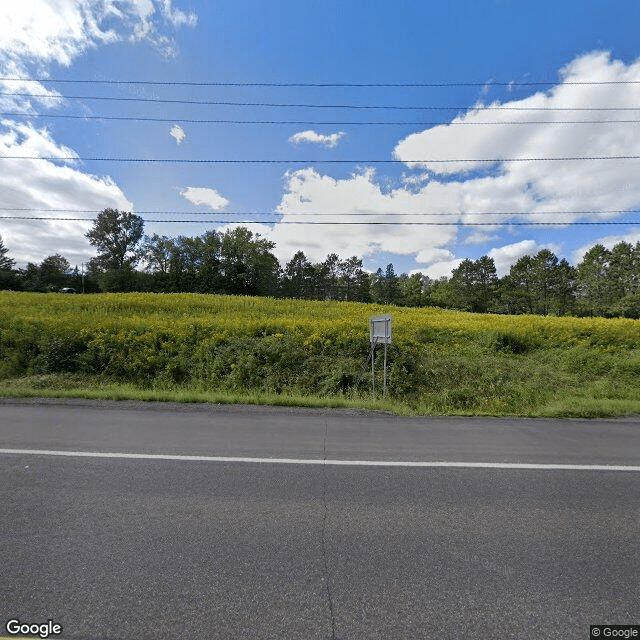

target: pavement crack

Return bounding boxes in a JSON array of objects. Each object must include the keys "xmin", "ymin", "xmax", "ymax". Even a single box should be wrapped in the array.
[{"xmin": 321, "ymin": 419, "xmax": 337, "ymax": 640}]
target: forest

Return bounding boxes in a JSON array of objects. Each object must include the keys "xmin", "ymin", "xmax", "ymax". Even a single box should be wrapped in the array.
[{"xmin": 1, "ymin": 208, "xmax": 638, "ymax": 318}]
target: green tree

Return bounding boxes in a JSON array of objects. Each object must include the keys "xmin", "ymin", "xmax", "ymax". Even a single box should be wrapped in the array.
[
  {"xmin": 450, "ymin": 256, "xmax": 498, "ymax": 312},
  {"xmin": 528, "ymin": 249, "xmax": 576, "ymax": 316},
  {"xmin": 338, "ymin": 256, "xmax": 369, "ymax": 301},
  {"xmin": 399, "ymin": 273, "xmax": 427, "ymax": 307},
  {"xmin": 0, "ymin": 234, "xmax": 15, "ymax": 271},
  {"xmin": 139, "ymin": 234, "xmax": 178, "ymax": 292},
  {"xmin": 39, "ymin": 254, "xmax": 71, "ymax": 291},
  {"xmin": 609, "ymin": 242, "xmax": 636, "ymax": 300},
  {"xmin": 384, "ymin": 263, "xmax": 400, "ymax": 304},
  {"xmin": 219, "ymin": 227, "xmax": 279, "ymax": 295},
  {"xmin": 370, "ymin": 264, "xmax": 400, "ymax": 304},
  {"xmin": 370, "ymin": 267, "xmax": 385, "ymax": 303},
  {"xmin": 576, "ymin": 244, "xmax": 612, "ymax": 315},
  {"xmin": 606, "ymin": 242, "xmax": 640, "ymax": 317},
  {"xmin": 170, "ymin": 235, "xmax": 204, "ymax": 292},
  {"xmin": 282, "ymin": 251, "xmax": 314, "ymax": 298},
  {"xmin": 313, "ymin": 253, "xmax": 340, "ymax": 299},
  {"xmin": 551, "ymin": 257, "xmax": 577, "ymax": 316},
  {"xmin": 20, "ymin": 263, "xmax": 41, "ymax": 291},
  {"xmin": 198, "ymin": 231, "xmax": 223, "ymax": 293},
  {"xmin": 500, "ymin": 250, "xmax": 576, "ymax": 316},
  {"xmin": 140, "ymin": 234, "xmax": 176, "ymax": 275},
  {"xmin": 86, "ymin": 208, "xmax": 144, "ymax": 272},
  {"xmin": 0, "ymin": 234, "xmax": 17, "ymax": 290},
  {"xmin": 501, "ymin": 255, "xmax": 535, "ymax": 314},
  {"xmin": 428, "ymin": 276, "xmax": 456, "ymax": 309}
]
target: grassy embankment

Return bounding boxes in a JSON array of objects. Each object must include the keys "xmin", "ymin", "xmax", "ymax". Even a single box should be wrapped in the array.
[{"xmin": 1, "ymin": 290, "xmax": 639, "ymax": 417}]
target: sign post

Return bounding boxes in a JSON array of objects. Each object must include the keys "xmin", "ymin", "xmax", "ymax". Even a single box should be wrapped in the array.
[{"xmin": 369, "ymin": 314, "xmax": 392, "ymax": 397}]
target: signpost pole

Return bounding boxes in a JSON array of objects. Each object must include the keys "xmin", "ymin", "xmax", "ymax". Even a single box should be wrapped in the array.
[
  {"xmin": 383, "ymin": 336, "xmax": 387, "ymax": 396},
  {"xmin": 369, "ymin": 316, "xmax": 391, "ymax": 399},
  {"xmin": 371, "ymin": 338, "xmax": 376, "ymax": 398}
]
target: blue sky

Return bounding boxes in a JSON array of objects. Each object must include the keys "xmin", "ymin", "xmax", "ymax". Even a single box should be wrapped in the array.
[{"xmin": 2, "ymin": 0, "xmax": 640, "ymax": 277}]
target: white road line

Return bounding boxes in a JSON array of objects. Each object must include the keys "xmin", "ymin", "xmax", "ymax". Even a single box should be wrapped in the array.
[{"xmin": 0, "ymin": 448, "xmax": 639, "ymax": 471}]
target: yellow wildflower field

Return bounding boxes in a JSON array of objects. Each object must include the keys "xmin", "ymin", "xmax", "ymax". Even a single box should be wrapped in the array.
[
  {"xmin": 1, "ymin": 291, "xmax": 639, "ymax": 416},
  {"xmin": 2, "ymin": 290, "xmax": 639, "ymax": 346}
]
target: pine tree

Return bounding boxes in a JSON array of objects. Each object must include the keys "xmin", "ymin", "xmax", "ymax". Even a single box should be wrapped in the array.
[{"xmin": 0, "ymin": 235, "xmax": 15, "ymax": 271}]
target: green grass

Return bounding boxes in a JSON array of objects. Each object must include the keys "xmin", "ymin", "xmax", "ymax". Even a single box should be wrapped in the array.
[
  {"xmin": 1, "ymin": 291, "xmax": 640, "ymax": 417},
  {"xmin": 0, "ymin": 374, "xmax": 397, "ymax": 413}
]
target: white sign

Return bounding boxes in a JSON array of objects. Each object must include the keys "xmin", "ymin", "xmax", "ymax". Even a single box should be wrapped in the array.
[{"xmin": 370, "ymin": 314, "xmax": 392, "ymax": 344}]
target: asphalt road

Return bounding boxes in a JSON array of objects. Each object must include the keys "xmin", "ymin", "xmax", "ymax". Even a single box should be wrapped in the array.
[{"xmin": 1, "ymin": 398, "xmax": 639, "ymax": 639}]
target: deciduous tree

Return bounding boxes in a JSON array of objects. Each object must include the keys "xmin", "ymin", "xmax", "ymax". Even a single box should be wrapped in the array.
[{"xmin": 85, "ymin": 208, "xmax": 144, "ymax": 272}]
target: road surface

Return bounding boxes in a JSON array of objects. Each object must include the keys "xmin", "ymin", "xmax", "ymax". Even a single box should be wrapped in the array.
[{"xmin": 1, "ymin": 398, "xmax": 638, "ymax": 639}]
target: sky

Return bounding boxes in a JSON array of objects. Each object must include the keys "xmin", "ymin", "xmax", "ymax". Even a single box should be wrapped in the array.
[{"xmin": 1, "ymin": 0, "xmax": 640, "ymax": 278}]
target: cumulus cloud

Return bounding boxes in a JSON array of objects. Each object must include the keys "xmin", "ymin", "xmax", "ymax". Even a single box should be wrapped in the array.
[
  {"xmin": 181, "ymin": 187, "xmax": 230, "ymax": 211},
  {"xmin": 412, "ymin": 259, "xmax": 464, "ymax": 280},
  {"xmin": 170, "ymin": 124, "xmax": 186, "ymax": 145},
  {"xmin": 488, "ymin": 240, "xmax": 560, "ymax": 276},
  {"xmin": 267, "ymin": 167, "xmax": 458, "ymax": 265},
  {"xmin": 571, "ymin": 230, "xmax": 640, "ymax": 264},
  {"xmin": 393, "ymin": 51, "xmax": 640, "ymax": 224},
  {"xmin": 0, "ymin": 1, "xmax": 197, "ymax": 71},
  {"xmin": 0, "ymin": 1, "xmax": 196, "ymax": 264},
  {"xmin": 265, "ymin": 51, "xmax": 640, "ymax": 271},
  {"xmin": 289, "ymin": 130, "xmax": 346, "ymax": 149},
  {"xmin": 0, "ymin": 121, "xmax": 132, "ymax": 265},
  {"xmin": 464, "ymin": 230, "xmax": 499, "ymax": 245}
]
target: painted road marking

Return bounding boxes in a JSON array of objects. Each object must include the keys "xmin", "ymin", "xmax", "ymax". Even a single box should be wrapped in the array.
[{"xmin": 0, "ymin": 448, "xmax": 639, "ymax": 471}]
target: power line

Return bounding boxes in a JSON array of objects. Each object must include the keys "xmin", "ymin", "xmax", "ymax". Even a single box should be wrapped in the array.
[
  {"xmin": 0, "ymin": 208, "xmax": 637, "ymax": 217},
  {"xmin": 3, "ymin": 155, "xmax": 640, "ymax": 163},
  {"xmin": 2, "ymin": 92, "xmax": 640, "ymax": 110},
  {"xmin": 4, "ymin": 111, "xmax": 640, "ymax": 126},
  {"xmin": 2, "ymin": 77, "xmax": 640, "ymax": 87},
  {"xmin": 0, "ymin": 216, "xmax": 637, "ymax": 226}
]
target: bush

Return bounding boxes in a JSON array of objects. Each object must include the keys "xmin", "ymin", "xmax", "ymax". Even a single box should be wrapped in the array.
[{"xmin": 483, "ymin": 330, "xmax": 538, "ymax": 354}]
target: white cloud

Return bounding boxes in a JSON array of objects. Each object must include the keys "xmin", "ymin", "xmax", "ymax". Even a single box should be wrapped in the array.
[
  {"xmin": 464, "ymin": 230, "xmax": 499, "ymax": 245},
  {"xmin": 571, "ymin": 231, "xmax": 640, "ymax": 264},
  {"xmin": 0, "ymin": 1, "xmax": 197, "ymax": 76},
  {"xmin": 266, "ymin": 168, "xmax": 459, "ymax": 265},
  {"xmin": 263, "ymin": 52, "xmax": 640, "ymax": 269},
  {"xmin": 488, "ymin": 239, "xmax": 561, "ymax": 276},
  {"xmin": 0, "ymin": 121, "xmax": 132, "ymax": 265},
  {"xmin": 488, "ymin": 240, "xmax": 541, "ymax": 276},
  {"xmin": 181, "ymin": 187, "xmax": 229, "ymax": 211},
  {"xmin": 413, "ymin": 259, "xmax": 464, "ymax": 280},
  {"xmin": 170, "ymin": 124, "xmax": 186, "ymax": 145},
  {"xmin": 0, "ymin": 1, "xmax": 115, "ymax": 69},
  {"xmin": 0, "ymin": 1, "xmax": 196, "ymax": 264},
  {"xmin": 160, "ymin": 0, "xmax": 198, "ymax": 28},
  {"xmin": 393, "ymin": 51, "xmax": 640, "ymax": 224},
  {"xmin": 289, "ymin": 130, "xmax": 346, "ymax": 149}
]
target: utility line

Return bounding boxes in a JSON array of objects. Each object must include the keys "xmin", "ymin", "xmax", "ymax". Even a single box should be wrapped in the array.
[
  {"xmin": 3, "ymin": 111, "xmax": 640, "ymax": 126},
  {"xmin": 2, "ymin": 92, "xmax": 640, "ymax": 110},
  {"xmin": 3, "ymin": 155, "xmax": 640, "ymax": 163},
  {"xmin": 0, "ymin": 216, "xmax": 636, "ymax": 226},
  {"xmin": 2, "ymin": 77, "xmax": 640, "ymax": 87},
  {"xmin": 0, "ymin": 208, "xmax": 637, "ymax": 217}
]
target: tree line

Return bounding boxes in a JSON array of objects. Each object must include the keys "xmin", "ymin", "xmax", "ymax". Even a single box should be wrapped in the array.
[{"xmin": 1, "ymin": 208, "xmax": 638, "ymax": 318}]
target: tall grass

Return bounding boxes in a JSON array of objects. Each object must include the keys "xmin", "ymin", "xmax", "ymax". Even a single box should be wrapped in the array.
[{"xmin": 1, "ymin": 291, "xmax": 639, "ymax": 417}]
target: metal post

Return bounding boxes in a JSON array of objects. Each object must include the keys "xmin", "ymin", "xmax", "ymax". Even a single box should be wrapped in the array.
[
  {"xmin": 383, "ymin": 339, "xmax": 387, "ymax": 396},
  {"xmin": 371, "ymin": 339, "xmax": 375, "ymax": 398}
]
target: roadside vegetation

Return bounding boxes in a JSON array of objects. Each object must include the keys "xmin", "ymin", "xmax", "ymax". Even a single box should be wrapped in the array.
[{"xmin": 1, "ymin": 291, "xmax": 639, "ymax": 417}]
